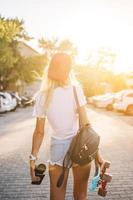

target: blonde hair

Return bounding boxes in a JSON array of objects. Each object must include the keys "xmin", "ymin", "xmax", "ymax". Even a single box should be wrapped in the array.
[{"xmin": 39, "ymin": 66, "xmax": 79, "ymax": 112}]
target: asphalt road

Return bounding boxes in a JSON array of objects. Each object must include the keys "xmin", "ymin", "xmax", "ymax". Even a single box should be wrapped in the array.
[{"xmin": 0, "ymin": 106, "xmax": 133, "ymax": 200}]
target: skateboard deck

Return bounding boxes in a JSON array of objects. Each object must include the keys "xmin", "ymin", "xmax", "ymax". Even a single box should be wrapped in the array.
[{"xmin": 89, "ymin": 161, "xmax": 112, "ymax": 197}]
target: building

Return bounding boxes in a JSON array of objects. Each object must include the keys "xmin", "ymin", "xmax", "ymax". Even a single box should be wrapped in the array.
[
  {"xmin": 17, "ymin": 41, "xmax": 40, "ymax": 57},
  {"xmin": 7, "ymin": 42, "xmax": 41, "ymax": 93}
]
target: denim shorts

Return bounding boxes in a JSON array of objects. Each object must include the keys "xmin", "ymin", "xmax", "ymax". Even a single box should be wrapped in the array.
[{"xmin": 48, "ymin": 136, "xmax": 78, "ymax": 167}]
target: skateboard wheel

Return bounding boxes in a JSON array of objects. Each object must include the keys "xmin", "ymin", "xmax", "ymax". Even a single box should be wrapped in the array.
[
  {"xmin": 35, "ymin": 163, "xmax": 46, "ymax": 176},
  {"xmin": 98, "ymin": 187, "xmax": 107, "ymax": 197},
  {"xmin": 31, "ymin": 163, "xmax": 46, "ymax": 185},
  {"xmin": 102, "ymin": 173, "xmax": 112, "ymax": 182}
]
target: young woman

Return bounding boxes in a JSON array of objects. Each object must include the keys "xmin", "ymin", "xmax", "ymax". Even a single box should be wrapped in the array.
[{"xmin": 29, "ymin": 53, "xmax": 104, "ymax": 200}]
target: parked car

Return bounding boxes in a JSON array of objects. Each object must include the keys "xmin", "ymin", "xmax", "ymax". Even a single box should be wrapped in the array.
[
  {"xmin": 94, "ymin": 93, "xmax": 115, "ymax": 110},
  {"xmin": 113, "ymin": 89, "xmax": 133, "ymax": 115},
  {"xmin": 0, "ymin": 91, "xmax": 34, "ymax": 114},
  {"xmin": 0, "ymin": 92, "xmax": 17, "ymax": 113},
  {"xmin": 20, "ymin": 95, "xmax": 34, "ymax": 107},
  {"xmin": 87, "ymin": 93, "xmax": 115, "ymax": 110},
  {"xmin": 87, "ymin": 94, "xmax": 107, "ymax": 105},
  {"xmin": 9, "ymin": 92, "xmax": 22, "ymax": 107}
]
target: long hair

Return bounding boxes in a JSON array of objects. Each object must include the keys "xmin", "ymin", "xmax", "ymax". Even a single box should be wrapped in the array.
[{"xmin": 39, "ymin": 66, "xmax": 79, "ymax": 112}]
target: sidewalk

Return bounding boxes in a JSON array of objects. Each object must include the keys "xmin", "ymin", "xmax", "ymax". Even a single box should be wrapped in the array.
[{"xmin": 0, "ymin": 107, "xmax": 133, "ymax": 199}]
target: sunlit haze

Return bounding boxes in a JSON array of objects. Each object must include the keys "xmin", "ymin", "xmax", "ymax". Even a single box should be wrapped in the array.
[{"xmin": 1, "ymin": 0, "xmax": 133, "ymax": 73}]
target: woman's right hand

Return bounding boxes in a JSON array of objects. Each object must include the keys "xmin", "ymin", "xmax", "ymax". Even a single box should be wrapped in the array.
[{"xmin": 30, "ymin": 160, "xmax": 40, "ymax": 182}]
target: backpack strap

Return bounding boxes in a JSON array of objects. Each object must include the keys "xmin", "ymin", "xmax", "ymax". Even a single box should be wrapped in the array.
[
  {"xmin": 56, "ymin": 151, "xmax": 73, "ymax": 187},
  {"xmin": 73, "ymin": 86, "xmax": 80, "ymax": 108},
  {"xmin": 73, "ymin": 86, "xmax": 82, "ymax": 128}
]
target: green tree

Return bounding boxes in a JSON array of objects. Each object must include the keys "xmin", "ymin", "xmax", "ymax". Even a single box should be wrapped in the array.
[
  {"xmin": 112, "ymin": 73, "xmax": 127, "ymax": 92},
  {"xmin": 38, "ymin": 37, "xmax": 78, "ymax": 62},
  {"xmin": 39, "ymin": 37, "xmax": 58, "ymax": 59},
  {"xmin": 58, "ymin": 39, "xmax": 77, "ymax": 58},
  {"xmin": 87, "ymin": 47, "xmax": 116, "ymax": 70},
  {"xmin": 0, "ymin": 16, "xmax": 46, "ymax": 91},
  {"xmin": 77, "ymin": 48, "xmax": 117, "ymax": 96},
  {"xmin": 0, "ymin": 16, "xmax": 30, "ymax": 90},
  {"xmin": 0, "ymin": 16, "xmax": 29, "ymax": 42},
  {"xmin": 16, "ymin": 55, "xmax": 47, "ymax": 84}
]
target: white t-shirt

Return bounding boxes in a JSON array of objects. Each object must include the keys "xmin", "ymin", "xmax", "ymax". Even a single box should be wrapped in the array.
[{"xmin": 33, "ymin": 84, "xmax": 87, "ymax": 140}]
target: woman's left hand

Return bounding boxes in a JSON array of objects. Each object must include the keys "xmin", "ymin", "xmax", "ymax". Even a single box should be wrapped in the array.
[{"xmin": 30, "ymin": 160, "xmax": 40, "ymax": 182}]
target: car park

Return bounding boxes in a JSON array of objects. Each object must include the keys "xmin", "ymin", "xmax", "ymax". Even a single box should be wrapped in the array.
[
  {"xmin": 0, "ymin": 91, "xmax": 34, "ymax": 114},
  {"xmin": 87, "ymin": 89, "xmax": 133, "ymax": 115},
  {"xmin": 87, "ymin": 93, "xmax": 115, "ymax": 110},
  {"xmin": 113, "ymin": 89, "xmax": 133, "ymax": 115},
  {"xmin": 0, "ymin": 92, "xmax": 17, "ymax": 113},
  {"xmin": 93, "ymin": 93, "xmax": 115, "ymax": 110}
]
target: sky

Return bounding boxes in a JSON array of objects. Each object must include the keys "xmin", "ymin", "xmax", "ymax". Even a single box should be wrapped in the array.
[{"xmin": 1, "ymin": 0, "xmax": 133, "ymax": 73}]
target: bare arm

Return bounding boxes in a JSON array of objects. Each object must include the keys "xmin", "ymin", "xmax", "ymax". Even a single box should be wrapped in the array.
[
  {"xmin": 78, "ymin": 105, "xmax": 91, "ymax": 127},
  {"xmin": 31, "ymin": 117, "xmax": 45, "ymax": 157},
  {"xmin": 30, "ymin": 117, "xmax": 45, "ymax": 182}
]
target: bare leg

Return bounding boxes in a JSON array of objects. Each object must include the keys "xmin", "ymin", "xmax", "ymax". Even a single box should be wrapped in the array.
[
  {"xmin": 49, "ymin": 164, "xmax": 69, "ymax": 200},
  {"xmin": 72, "ymin": 163, "xmax": 91, "ymax": 200}
]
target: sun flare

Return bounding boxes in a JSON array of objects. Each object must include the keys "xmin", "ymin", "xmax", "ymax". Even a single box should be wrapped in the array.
[
  {"xmin": 62, "ymin": 7, "xmax": 133, "ymax": 73},
  {"xmin": 24, "ymin": 1, "xmax": 133, "ymax": 74}
]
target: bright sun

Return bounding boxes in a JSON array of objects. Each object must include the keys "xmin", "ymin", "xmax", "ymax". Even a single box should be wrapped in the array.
[
  {"xmin": 65, "ymin": 7, "xmax": 133, "ymax": 73},
  {"xmin": 28, "ymin": 2, "xmax": 133, "ymax": 74}
]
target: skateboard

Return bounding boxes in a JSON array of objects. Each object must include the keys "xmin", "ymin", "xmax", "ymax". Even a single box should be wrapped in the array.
[
  {"xmin": 31, "ymin": 163, "xmax": 46, "ymax": 185},
  {"xmin": 89, "ymin": 161, "xmax": 112, "ymax": 197}
]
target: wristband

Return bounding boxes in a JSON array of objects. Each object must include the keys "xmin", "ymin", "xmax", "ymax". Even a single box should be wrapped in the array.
[{"xmin": 29, "ymin": 154, "xmax": 37, "ymax": 161}]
